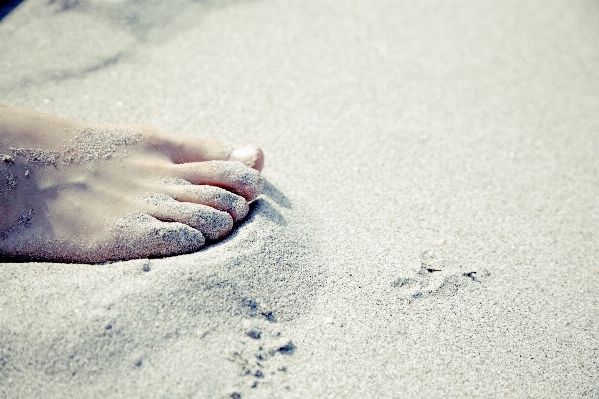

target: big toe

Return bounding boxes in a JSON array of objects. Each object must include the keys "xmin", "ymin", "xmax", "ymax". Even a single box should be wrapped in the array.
[
  {"xmin": 231, "ymin": 144, "xmax": 265, "ymax": 172},
  {"xmin": 142, "ymin": 127, "xmax": 264, "ymax": 171}
]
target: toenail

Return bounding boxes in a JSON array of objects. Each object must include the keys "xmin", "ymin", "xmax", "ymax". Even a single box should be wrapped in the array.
[{"xmin": 231, "ymin": 144, "xmax": 259, "ymax": 168}]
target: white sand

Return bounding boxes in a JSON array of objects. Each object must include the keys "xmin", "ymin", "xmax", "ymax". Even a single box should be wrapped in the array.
[{"xmin": 1, "ymin": 0, "xmax": 599, "ymax": 398}]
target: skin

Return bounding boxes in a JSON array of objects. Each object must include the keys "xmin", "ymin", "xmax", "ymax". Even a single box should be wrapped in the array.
[{"xmin": 0, "ymin": 104, "xmax": 265, "ymax": 263}]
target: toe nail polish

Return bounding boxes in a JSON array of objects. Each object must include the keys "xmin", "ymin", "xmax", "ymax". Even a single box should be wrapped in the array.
[{"xmin": 231, "ymin": 144, "xmax": 258, "ymax": 167}]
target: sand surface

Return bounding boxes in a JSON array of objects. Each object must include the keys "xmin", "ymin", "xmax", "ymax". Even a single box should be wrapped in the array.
[{"xmin": 1, "ymin": 0, "xmax": 599, "ymax": 398}]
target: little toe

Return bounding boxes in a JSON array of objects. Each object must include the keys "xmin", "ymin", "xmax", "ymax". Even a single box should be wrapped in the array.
[
  {"xmin": 111, "ymin": 212, "xmax": 205, "ymax": 260},
  {"xmin": 169, "ymin": 160, "xmax": 264, "ymax": 202},
  {"xmin": 145, "ymin": 193, "xmax": 234, "ymax": 240},
  {"xmin": 166, "ymin": 184, "xmax": 249, "ymax": 222}
]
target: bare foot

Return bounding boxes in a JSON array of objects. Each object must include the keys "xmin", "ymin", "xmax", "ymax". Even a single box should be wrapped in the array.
[{"xmin": 0, "ymin": 105, "xmax": 265, "ymax": 263}]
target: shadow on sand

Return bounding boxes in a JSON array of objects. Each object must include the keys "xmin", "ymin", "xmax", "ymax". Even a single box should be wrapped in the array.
[{"xmin": 0, "ymin": 0, "xmax": 24, "ymax": 21}]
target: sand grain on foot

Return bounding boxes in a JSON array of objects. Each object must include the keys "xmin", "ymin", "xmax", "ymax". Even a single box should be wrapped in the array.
[{"xmin": 11, "ymin": 126, "xmax": 141, "ymax": 165}]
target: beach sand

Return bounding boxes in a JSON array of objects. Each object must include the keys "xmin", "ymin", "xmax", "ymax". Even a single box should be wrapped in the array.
[{"xmin": 1, "ymin": 0, "xmax": 598, "ymax": 397}]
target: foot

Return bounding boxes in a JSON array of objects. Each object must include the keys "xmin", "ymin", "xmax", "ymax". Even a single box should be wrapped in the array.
[{"xmin": 0, "ymin": 105, "xmax": 265, "ymax": 263}]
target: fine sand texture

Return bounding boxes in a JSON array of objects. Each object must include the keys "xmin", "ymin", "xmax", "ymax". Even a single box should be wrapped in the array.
[{"xmin": 1, "ymin": 0, "xmax": 599, "ymax": 398}]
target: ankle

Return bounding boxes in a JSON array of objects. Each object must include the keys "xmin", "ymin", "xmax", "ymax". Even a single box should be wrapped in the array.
[{"xmin": 0, "ymin": 105, "xmax": 83, "ymax": 152}]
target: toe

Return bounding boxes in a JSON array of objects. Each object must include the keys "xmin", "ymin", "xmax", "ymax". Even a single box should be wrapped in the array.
[
  {"xmin": 145, "ymin": 194, "xmax": 234, "ymax": 240},
  {"xmin": 169, "ymin": 160, "xmax": 264, "ymax": 202},
  {"xmin": 138, "ymin": 125, "xmax": 231, "ymax": 163},
  {"xmin": 111, "ymin": 212, "xmax": 205, "ymax": 260},
  {"xmin": 166, "ymin": 184, "xmax": 249, "ymax": 222},
  {"xmin": 230, "ymin": 144, "xmax": 265, "ymax": 172},
  {"xmin": 139, "ymin": 126, "xmax": 264, "ymax": 171}
]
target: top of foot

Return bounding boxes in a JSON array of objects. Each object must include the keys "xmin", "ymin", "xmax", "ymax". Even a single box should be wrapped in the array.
[{"xmin": 0, "ymin": 104, "xmax": 265, "ymax": 263}]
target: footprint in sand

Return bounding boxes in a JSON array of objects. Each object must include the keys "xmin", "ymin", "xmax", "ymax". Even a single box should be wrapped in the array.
[
  {"xmin": 392, "ymin": 250, "xmax": 490, "ymax": 299},
  {"xmin": 226, "ymin": 318, "xmax": 296, "ymax": 396}
]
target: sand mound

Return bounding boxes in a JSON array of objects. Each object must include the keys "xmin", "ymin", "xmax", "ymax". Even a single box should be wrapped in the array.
[{"xmin": 0, "ymin": 181, "xmax": 324, "ymax": 398}]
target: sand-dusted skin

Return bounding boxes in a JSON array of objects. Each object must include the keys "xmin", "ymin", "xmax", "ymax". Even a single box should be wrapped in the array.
[
  {"xmin": 11, "ymin": 125, "xmax": 143, "ymax": 165},
  {"xmin": 0, "ymin": 105, "xmax": 264, "ymax": 263}
]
